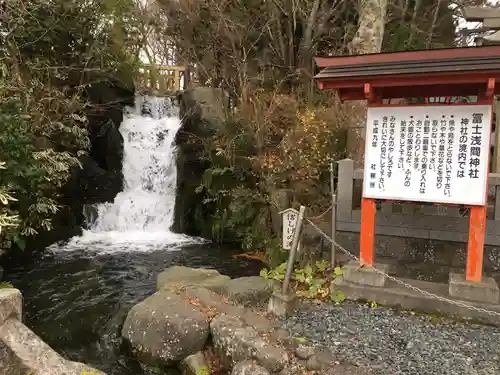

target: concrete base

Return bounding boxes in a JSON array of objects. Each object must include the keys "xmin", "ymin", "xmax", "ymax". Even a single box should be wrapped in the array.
[
  {"xmin": 333, "ymin": 276, "xmax": 500, "ymax": 326},
  {"xmin": 448, "ymin": 272, "xmax": 500, "ymax": 304},
  {"xmin": 267, "ymin": 292, "xmax": 297, "ymax": 316},
  {"xmin": 343, "ymin": 260, "xmax": 389, "ymax": 287}
]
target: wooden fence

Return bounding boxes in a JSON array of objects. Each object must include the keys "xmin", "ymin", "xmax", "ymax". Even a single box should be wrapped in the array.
[
  {"xmin": 337, "ymin": 158, "xmax": 500, "ymax": 246},
  {"xmin": 135, "ymin": 65, "xmax": 190, "ymax": 94}
]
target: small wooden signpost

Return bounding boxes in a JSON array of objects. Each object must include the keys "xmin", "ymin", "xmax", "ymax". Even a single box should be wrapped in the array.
[
  {"xmin": 280, "ymin": 208, "xmax": 301, "ymax": 251},
  {"xmin": 314, "ymin": 45, "xmax": 500, "ymax": 283}
]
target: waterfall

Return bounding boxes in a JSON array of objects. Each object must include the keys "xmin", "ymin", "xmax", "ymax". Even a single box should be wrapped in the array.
[{"xmin": 60, "ymin": 96, "xmax": 198, "ymax": 253}]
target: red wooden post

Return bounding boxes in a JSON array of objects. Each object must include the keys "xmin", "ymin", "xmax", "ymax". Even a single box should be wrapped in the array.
[
  {"xmin": 360, "ymin": 83, "xmax": 378, "ymax": 266},
  {"xmin": 466, "ymin": 78, "xmax": 496, "ymax": 282},
  {"xmin": 360, "ymin": 198, "xmax": 376, "ymax": 266},
  {"xmin": 467, "ymin": 206, "xmax": 487, "ymax": 282}
]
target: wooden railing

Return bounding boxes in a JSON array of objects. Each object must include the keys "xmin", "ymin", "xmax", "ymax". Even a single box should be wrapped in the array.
[{"xmin": 135, "ymin": 65, "xmax": 190, "ymax": 94}]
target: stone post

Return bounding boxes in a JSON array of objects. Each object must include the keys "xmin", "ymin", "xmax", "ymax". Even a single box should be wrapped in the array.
[{"xmin": 337, "ymin": 159, "xmax": 354, "ymax": 220}]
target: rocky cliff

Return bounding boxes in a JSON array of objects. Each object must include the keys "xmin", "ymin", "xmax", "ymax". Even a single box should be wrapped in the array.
[{"xmin": 173, "ymin": 87, "xmax": 228, "ymax": 237}]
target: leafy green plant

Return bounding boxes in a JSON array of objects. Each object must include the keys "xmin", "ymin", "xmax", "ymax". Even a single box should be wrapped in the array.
[
  {"xmin": 0, "ymin": 161, "xmax": 19, "ymax": 236},
  {"xmin": 0, "ymin": 0, "xmax": 140, "ymax": 253},
  {"xmin": 260, "ymin": 261, "xmax": 287, "ymax": 281},
  {"xmin": 294, "ymin": 337, "xmax": 308, "ymax": 344},
  {"xmin": 260, "ymin": 260, "xmax": 345, "ymax": 303},
  {"xmin": 196, "ymin": 366, "xmax": 210, "ymax": 375}
]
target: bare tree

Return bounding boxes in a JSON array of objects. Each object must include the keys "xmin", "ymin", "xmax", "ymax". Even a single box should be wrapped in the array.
[
  {"xmin": 350, "ymin": 0, "xmax": 389, "ymax": 54},
  {"xmin": 157, "ymin": 0, "xmax": 356, "ymax": 102}
]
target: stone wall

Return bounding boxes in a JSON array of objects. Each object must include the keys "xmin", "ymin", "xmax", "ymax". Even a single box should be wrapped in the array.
[
  {"xmin": 334, "ymin": 232, "xmax": 500, "ymax": 283},
  {"xmin": 0, "ymin": 288, "xmax": 105, "ymax": 375}
]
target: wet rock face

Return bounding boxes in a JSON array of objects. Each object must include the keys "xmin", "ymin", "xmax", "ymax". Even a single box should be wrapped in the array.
[
  {"xmin": 173, "ymin": 88, "xmax": 228, "ymax": 237},
  {"xmin": 121, "ymin": 290, "xmax": 210, "ymax": 366}
]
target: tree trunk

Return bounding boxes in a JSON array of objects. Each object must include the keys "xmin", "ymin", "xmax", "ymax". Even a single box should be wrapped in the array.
[
  {"xmin": 347, "ymin": 0, "xmax": 389, "ymax": 165},
  {"xmin": 350, "ymin": 0, "xmax": 388, "ymax": 55}
]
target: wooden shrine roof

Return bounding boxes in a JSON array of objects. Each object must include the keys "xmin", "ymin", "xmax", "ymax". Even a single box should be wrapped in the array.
[{"xmin": 314, "ymin": 45, "xmax": 500, "ymax": 100}]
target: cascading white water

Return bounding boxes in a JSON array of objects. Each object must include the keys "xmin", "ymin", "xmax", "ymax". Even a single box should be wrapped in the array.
[{"xmin": 61, "ymin": 96, "xmax": 198, "ymax": 253}]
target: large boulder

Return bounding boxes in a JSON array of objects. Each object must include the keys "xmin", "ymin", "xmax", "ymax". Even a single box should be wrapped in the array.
[
  {"xmin": 226, "ymin": 276, "xmax": 276, "ymax": 305},
  {"xmin": 156, "ymin": 266, "xmax": 230, "ymax": 294},
  {"xmin": 121, "ymin": 290, "xmax": 210, "ymax": 365},
  {"xmin": 210, "ymin": 315, "xmax": 289, "ymax": 373}
]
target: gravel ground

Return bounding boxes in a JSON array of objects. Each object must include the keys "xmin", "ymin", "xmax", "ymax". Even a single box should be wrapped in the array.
[{"xmin": 278, "ymin": 301, "xmax": 500, "ymax": 375}]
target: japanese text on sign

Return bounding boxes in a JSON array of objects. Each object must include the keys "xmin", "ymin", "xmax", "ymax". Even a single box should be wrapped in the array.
[
  {"xmin": 282, "ymin": 209, "xmax": 299, "ymax": 250},
  {"xmin": 364, "ymin": 105, "xmax": 492, "ymax": 206}
]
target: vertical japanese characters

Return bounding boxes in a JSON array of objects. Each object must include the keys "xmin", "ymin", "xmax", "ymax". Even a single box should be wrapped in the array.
[
  {"xmin": 379, "ymin": 116, "xmax": 388, "ymax": 190},
  {"xmin": 364, "ymin": 105, "xmax": 490, "ymax": 205},
  {"xmin": 469, "ymin": 113, "xmax": 483, "ymax": 179},
  {"xmin": 444, "ymin": 115, "xmax": 455, "ymax": 197},
  {"xmin": 282, "ymin": 210, "xmax": 298, "ymax": 249},
  {"xmin": 420, "ymin": 116, "xmax": 430, "ymax": 194},
  {"xmin": 369, "ymin": 119, "xmax": 379, "ymax": 189}
]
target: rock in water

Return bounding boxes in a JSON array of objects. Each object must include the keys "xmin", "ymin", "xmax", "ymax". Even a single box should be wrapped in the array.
[
  {"xmin": 122, "ymin": 290, "xmax": 209, "ymax": 365},
  {"xmin": 226, "ymin": 276, "xmax": 275, "ymax": 305},
  {"xmin": 156, "ymin": 266, "xmax": 230, "ymax": 294},
  {"xmin": 231, "ymin": 360, "xmax": 271, "ymax": 375}
]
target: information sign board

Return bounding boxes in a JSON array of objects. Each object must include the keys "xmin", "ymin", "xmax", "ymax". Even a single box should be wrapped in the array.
[{"xmin": 363, "ymin": 105, "xmax": 492, "ymax": 206}]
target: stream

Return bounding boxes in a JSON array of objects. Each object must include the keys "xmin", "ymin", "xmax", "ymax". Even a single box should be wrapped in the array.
[
  {"xmin": 2, "ymin": 96, "xmax": 259, "ymax": 374},
  {"xmin": 4, "ymin": 244, "xmax": 260, "ymax": 374}
]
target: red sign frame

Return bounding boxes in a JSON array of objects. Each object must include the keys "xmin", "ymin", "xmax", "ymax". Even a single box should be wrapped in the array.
[
  {"xmin": 360, "ymin": 82, "xmax": 494, "ymax": 282},
  {"xmin": 314, "ymin": 46, "xmax": 500, "ymax": 282}
]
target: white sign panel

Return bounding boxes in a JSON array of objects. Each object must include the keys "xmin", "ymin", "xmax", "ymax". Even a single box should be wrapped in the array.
[
  {"xmin": 363, "ymin": 105, "xmax": 492, "ymax": 206},
  {"xmin": 281, "ymin": 208, "xmax": 299, "ymax": 250}
]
